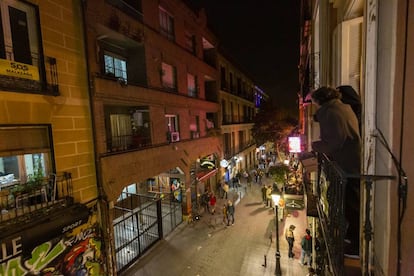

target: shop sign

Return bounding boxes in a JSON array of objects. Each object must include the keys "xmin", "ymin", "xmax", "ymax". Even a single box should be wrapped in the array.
[
  {"xmin": 288, "ymin": 136, "xmax": 302, "ymax": 153},
  {"xmin": 220, "ymin": 159, "xmax": 229, "ymax": 168},
  {"xmin": 0, "ymin": 58, "xmax": 40, "ymax": 80}
]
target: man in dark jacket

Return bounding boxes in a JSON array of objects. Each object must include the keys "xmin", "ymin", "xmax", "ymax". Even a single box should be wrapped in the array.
[
  {"xmin": 310, "ymin": 86, "xmax": 361, "ymax": 258},
  {"xmin": 300, "ymin": 229, "xmax": 312, "ymax": 266}
]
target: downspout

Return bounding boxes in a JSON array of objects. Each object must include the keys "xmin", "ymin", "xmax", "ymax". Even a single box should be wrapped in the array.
[
  {"xmin": 80, "ymin": 0, "xmax": 115, "ymax": 274},
  {"xmin": 396, "ymin": 1, "xmax": 409, "ymax": 274}
]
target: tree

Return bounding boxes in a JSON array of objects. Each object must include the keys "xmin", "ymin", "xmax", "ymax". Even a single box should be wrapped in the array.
[
  {"xmin": 268, "ymin": 163, "xmax": 290, "ymax": 186},
  {"xmin": 252, "ymin": 102, "xmax": 298, "ymax": 162}
]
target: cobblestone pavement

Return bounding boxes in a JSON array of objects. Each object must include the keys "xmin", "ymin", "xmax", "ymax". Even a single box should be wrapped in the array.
[{"xmin": 124, "ymin": 176, "xmax": 312, "ymax": 276}]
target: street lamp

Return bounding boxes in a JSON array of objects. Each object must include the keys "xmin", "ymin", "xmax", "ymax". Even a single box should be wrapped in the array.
[{"xmin": 271, "ymin": 190, "xmax": 282, "ymax": 276}]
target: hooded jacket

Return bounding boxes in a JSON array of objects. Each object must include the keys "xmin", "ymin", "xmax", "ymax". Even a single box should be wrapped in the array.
[{"xmin": 311, "ymin": 98, "xmax": 361, "ymax": 175}]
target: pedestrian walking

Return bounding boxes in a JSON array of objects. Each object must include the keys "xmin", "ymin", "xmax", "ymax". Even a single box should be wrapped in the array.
[
  {"xmin": 222, "ymin": 182, "xmax": 229, "ymax": 199},
  {"xmin": 226, "ymin": 200, "xmax": 235, "ymax": 226},
  {"xmin": 261, "ymin": 185, "xmax": 267, "ymax": 203},
  {"xmin": 209, "ymin": 193, "xmax": 217, "ymax": 215},
  {"xmin": 300, "ymin": 229, "xmax": 312, "ymax": 266},
  {"xmin": 285, "ymin": 225, "xmax": 296, "ymax": 258},
  {"xmin": 222, "ymin": 204, "xmax": 228, "ymax": 225},
  {"xmin": 246, "ymin": 173, "xmax": 252, "ymax": 189},
  {"xmin": 266, "ymin": 185, "xmax": 273, "ymax": 208},
  {"xmin": 201, "ymin": 190, "xmax": 210, "ymax": 213}
]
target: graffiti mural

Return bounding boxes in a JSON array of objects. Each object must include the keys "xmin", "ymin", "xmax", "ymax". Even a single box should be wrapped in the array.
[{"xmin": 0, "ymin": 213, "xmax": 106, "ymax": 276}]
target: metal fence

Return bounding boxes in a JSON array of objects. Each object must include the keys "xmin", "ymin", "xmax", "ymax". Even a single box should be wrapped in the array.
[{"xmin": 113, "ymin": 193, "xmax": 182, "ymax": 273}]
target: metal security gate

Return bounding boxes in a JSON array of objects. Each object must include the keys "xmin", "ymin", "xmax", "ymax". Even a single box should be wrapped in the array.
[{"xmin": 113, "ymin": 193, "xmax": 182, "ymax": 273}]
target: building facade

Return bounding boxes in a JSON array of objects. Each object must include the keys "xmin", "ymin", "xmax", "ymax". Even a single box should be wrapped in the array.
[
  {"xmin": 299, "ymin": 0, "xmax": 414, "ymax": 275},
  {"xmin": 82, "ymin": 0, "xmax": 223, "ymax": 273},
  {"xmin": 218, "ymin": 53, "xmax": 258, "ymax": 182},
  {"xmin": 0, "ymin": 0, "xmax": 270, "ymax": 274},
  {"xmin": 0, "ymin": 0, "xmax": 104, "ymax": 275}
]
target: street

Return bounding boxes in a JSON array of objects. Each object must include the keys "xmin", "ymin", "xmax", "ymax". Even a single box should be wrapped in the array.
[{"xmin": 124, "ymin": 176, "xmax": 311, "ymax": 276}]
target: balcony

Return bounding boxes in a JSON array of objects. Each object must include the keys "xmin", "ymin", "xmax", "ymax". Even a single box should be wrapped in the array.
[
  {"xmin": 0, "ymin": 172, "xmax": 74, "ymax": 228},
  {"xmin": 302, "ymin": 153, "xmax": 395, "ymax": 276}
]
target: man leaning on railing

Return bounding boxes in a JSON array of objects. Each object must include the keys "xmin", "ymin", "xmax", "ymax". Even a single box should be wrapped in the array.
[{"xmin": 310, "ymin": 86, "xmax": 362, "ymax": 258}]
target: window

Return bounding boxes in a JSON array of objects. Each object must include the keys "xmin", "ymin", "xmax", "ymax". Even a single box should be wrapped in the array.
[
  {"xmin": 0, "ymin": 0, "xmax": 45, "ymax": 91},
  {"xmin": 0, "ymin": 1, "xmax": 39, "ymax": 65},
  {"xmin": 220, "ymin": 66, "xmax": 227, "ymax": 90},
  {"xmin": 110, "ymin": 114, "xmax": 132, "ymax": 151},
  {"xmin": 117, "ymin": 183, "xmax": 137, "ymax": 201},
  {"xmin": 166, "ymin": 114, "xmax": 179, "ymax": 142},
  {"xmin": 106, "ymin": 106, "xmax": 151, "ymax": 151},
  {"xmin": 185, "ymin": 30, "xmax": 196, "ymax": 54},
  {"xmin": 0, "ymin": 125, "xmax": 53, "ymax": 188},
  {"xmin": 166, "ymin": 114, "xmax": 179, "ymax": 133},
  {"xmin": 159, "ymin": 7, "xmax": 174, "ymax": 40},
  {"xmin": 104, "ymin": 51, "xmax": 127, "ymax": 81},
  {"xmin": 187, "ymin": 73, "xmax": 197, "ymax": 97},
  {"xmin": 161, "ymin": 62, "xmax": 176, "ymax": 90}
]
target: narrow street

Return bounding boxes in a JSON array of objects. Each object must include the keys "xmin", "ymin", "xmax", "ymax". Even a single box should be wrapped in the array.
[{"xmin": 124, "ymin": 176, "xmax": 311, "ymax": 276}]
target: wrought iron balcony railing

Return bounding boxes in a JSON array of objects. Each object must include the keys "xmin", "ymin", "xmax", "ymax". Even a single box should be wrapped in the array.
[
  {"xmin": 0, "ymin": 172, "xmax": 74, "ymax": 226},
  {"xmin": 312, "ymin": 153, "xmax": 394, "ymax": 276}
]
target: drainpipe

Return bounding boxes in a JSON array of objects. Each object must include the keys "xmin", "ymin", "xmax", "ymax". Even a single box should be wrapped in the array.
[{"xmin": 80, "ymin": 0, "xmax": 116, "ymax": 274}]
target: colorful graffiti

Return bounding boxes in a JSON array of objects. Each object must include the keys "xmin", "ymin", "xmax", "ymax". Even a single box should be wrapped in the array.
[{"xmin": 0, "ymin": 221, "xmax": 105, "ymax": 275}]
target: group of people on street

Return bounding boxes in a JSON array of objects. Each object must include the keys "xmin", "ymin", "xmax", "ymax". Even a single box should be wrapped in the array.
[
  {"xmin": 200, "ymin": 185, "xmax": 235, "ymax": 226},
  {"xmin": 201, "ymin": 190, "xmax": 217, "ymax": 215},
  {"xmin": 285, "ymin": 225, "xmax": 313, "ymax": 267}
]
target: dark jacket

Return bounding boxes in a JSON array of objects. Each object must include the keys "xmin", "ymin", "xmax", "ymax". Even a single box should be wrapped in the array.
[
  {"xmin": 301, "ymin": 234, "xmax": 312, "ymax": 252},
  {"xmin": 312, "ymin": 99, "xmax": 361, "ymax": 174},
  {"xmin": 227, "ymin": 203, "xmax": 235, "ymax": 215}
]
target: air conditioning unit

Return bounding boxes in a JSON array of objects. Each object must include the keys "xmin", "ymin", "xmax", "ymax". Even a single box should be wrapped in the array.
[{"xmin": 171, "ymin": 132, "xmax": 180, "ymax": 142}]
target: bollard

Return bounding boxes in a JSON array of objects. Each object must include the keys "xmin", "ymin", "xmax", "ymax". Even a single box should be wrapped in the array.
[{"xmin": 262, "ymin": 254, "xmax": 267, "ymax": 267}]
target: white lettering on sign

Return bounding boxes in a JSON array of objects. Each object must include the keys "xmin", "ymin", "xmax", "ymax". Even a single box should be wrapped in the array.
[
  {"xmin": 0, "ymin": 236, "xmax": 22, "ymax": 262},
  {"xmin": 62, "ymin": 219, "xmax": 83, "ymax": 234}
]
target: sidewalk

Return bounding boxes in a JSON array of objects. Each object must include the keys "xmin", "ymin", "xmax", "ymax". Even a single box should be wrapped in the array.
[{"xmin": 124, "ymin": 176, "xmax": 312, "ymax": 276}]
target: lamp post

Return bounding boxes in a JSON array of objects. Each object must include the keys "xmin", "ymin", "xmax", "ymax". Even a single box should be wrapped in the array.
[{"xmin": 271, "ymin": 191, "xmax": 282, "ymax": 276}]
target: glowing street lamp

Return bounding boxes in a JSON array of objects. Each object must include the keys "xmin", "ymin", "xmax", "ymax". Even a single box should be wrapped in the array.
[{"xmin": 271, "ymin": 190, "xmax": 282, "ymax": 276}]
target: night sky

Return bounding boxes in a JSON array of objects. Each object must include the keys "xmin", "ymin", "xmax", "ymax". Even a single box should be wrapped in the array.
[{"xmin": 189, "ymin": 1, "xmax": 301, "ymax": 116}]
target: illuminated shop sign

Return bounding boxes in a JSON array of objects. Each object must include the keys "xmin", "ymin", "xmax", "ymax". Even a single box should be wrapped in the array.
[
  {"xmin": 0, "ymin": 59, "xmax": 40, "ymax": 80},
  {"xmin": 200, "ymin": 154, "xmax": 216, "ymax": 169},
  {"xmin": 288, "ymin": 136, "xmax": 302, "ymax": 153}
]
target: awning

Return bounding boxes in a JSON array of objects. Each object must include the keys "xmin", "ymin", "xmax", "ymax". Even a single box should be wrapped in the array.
[{"xmin": 196, "ymin": 168, "xmax": 218, "ymax": 181}]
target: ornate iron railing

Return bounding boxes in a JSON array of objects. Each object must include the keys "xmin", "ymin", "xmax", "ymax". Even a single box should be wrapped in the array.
[{"xmin": 0, "ymin": 172, "xmax": 74, "ymax": 225}]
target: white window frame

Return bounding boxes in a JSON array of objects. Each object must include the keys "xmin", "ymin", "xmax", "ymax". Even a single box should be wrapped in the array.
[
  {"xmin": 0, "ymin": 0, "xmax": 39, "ymax": 65},
  {"xmin": 104, "ymin": 51, "xmax": 127, "ymax": 81}
]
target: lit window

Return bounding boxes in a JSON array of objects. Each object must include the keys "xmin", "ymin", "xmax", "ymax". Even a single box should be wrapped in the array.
[
  {"xmin": 104, "ymin": 52, "xmax": 127, "ymax": 81},
  {"xmin": 0, "ymin": 125, "xmax": 53, "ymax": 187},
  {"xmin": 117, "ymin": 183, "xmax": 137, "ymax": 201},
  {"xmin": 110, "ymin": 114, "xmax": 132, "ymax": 150},
  {"xmin": 166, "ymin": 114, "xmax": 179, "ymax": 142},
  {"xmin": 187, "ymin": 73, "xmax": 197, "ymax": 97},
  {"xmin": 159, "ymin": 7, "xmax": 174, "ymax": 40},
  {"xmin": 165, "ymin": 114, "xmax": 179, "ymax": 133},
  {"xmin": 161, "ymin": 62, "xmax": 176, "ymax": 90}
]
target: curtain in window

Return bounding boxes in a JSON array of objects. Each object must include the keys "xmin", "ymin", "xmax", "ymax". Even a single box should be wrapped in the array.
[
  {"xmin": 110, "ymin": 114, "xmax": 132, "ymax": 149},
  {"xmin": 162, "ymin": 62, "xmax": 175, "ymax": 89}
]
